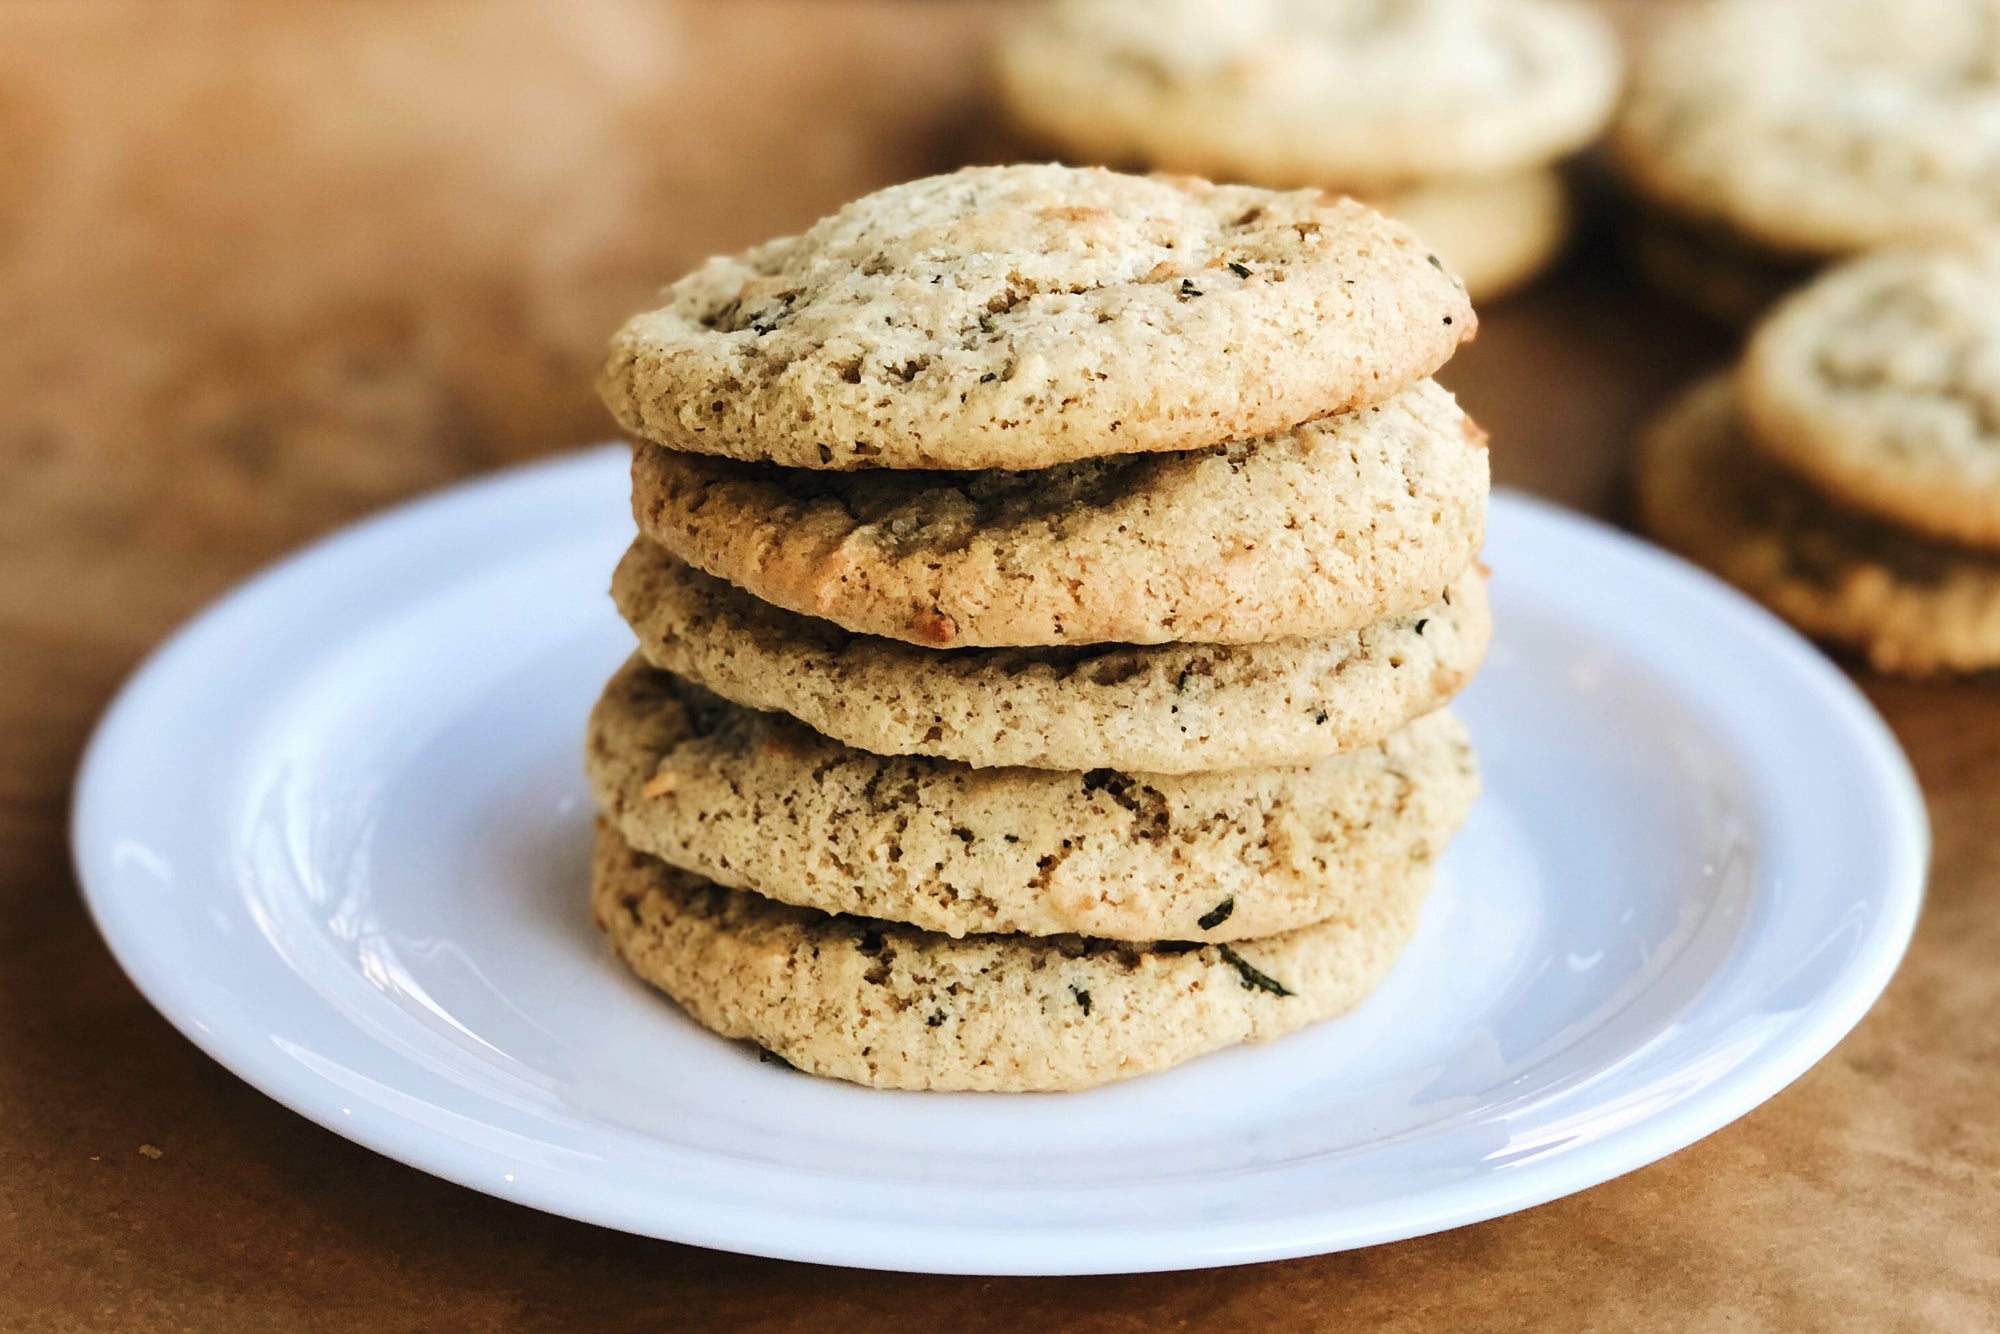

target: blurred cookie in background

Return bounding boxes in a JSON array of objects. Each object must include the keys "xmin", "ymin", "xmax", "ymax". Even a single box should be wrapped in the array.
[
  {"xmin": 1375, "ymin": 170, "xmax": 1570, "ymax": 308},
  {"xmin": 1638, "ymin": 243, "xmax": 2000, "ymax": 676},
  {"xmin": 994, "ymin": 0, "xmax": 1623, "ymax": 301},
  {"xmin": 1623, "ymin": 211, "xmax": 1821, "ymax": 331},
  {"xmin": 1739, "ymin": 242, "xmax": 2000, "ymax": 551},
  {"xmin": 1615, "ymin": 0, "xmax": 2000, "ymax": 326}
]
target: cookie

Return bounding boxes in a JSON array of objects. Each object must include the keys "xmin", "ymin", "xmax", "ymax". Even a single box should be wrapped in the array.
[
  {"xmin": 996, "ymin": 0, "xmax": 1621, "ymax": 193},
  {"xmin": 587, "ymin": 657, "xmax": 1478, "ymax": 942},
  {"xmin": 1369, "ymin": 170, "xmax": 1569, "ymax": 303},
  {"xmin": 1615, "ymin": 0, "xmax": 2000, "ymax": 258},
  {"xmin": 1624, "ymin": 207, "xmax": 1819, "ymax": 328},
  {"xmin": 1740, "ymin": 243, "xmax": 2000, "ymax": 549},
  {"xmin": 591, "ymin": 827, "xmax": 1431, "ymax": 1092},
  {"xmin": 1636, "ymin": 375, "xmax": 2000, "ymax": 675},
  {"xmin": 611, "ymin": 541, "xmax": 1491, "ymax": 772},
  {"xmin": 598, "ymin": 164, "xmax": 1474, "ymax": 472},
  {"xmin": 630, "ymin": 378, "xmax": 1488, "ymax": 649}
]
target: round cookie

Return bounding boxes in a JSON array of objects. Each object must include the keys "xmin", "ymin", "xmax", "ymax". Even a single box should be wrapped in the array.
[
  {"xmin": 996, "ymin": 0, "xmax": 1621, "ymax": 192},
  {"xmin": 611, "ymin": 541, "xmax": 1491, "ymax": 773},
  {"xmin": 631, "ymin": 378, "xmax": 1488, "ymax": 649},
  {"xmin": 591, "ymin": 827, "xmax": 1432, "ymax": 1092},
  {"xmin": 587, "ymin": 657, "xmax": 1478, "ymax": 942},
  {"xmin": 1615, "ymin": 0, "xmax": 2000, "ymax": 258},
  {"xmin": 1369, "ymin": 170, "xmax": 1569, "ymax": 303},
  {"xmin": 1740, "ymin": 243, "xmax": 2000, "ymax": 549},
  {"xmin": 1637, "ymin": 374, "xmax": 2000, "ymax": 675},
  {"xmin": 598, "ymin": 164, "xmax": 1474, "ymax": 472}
]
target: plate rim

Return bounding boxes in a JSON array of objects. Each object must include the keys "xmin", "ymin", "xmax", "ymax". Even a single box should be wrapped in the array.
[{"xmin": 70, "ymin": 449, "xmax": 1929, "ymax": 1275}]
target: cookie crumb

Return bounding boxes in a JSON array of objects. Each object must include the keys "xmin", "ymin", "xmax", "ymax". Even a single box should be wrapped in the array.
[
  {"xmin": 137, "ymin": 1144, "xmax": 163, "ymax": 1160},
  {"xmin": 910, "ymin": 609, "xmax": 959, "ymax": 646}
]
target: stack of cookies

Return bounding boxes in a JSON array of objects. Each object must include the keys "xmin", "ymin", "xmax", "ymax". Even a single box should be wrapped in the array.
[
  {"xmin": 1639, "ymin": 243, "xmax": 2000, "ymax": 675},
  {"xmin": 587, "ymin": 164, "xmax": 1492, "ymax": 1091},
  {"xmin": 995, "ymin": 0, "xmax": 1622, "ymax": 301},
  {"xmin": 1614, "ymin": 0, "xmax": 2000, "ymax": 325}
]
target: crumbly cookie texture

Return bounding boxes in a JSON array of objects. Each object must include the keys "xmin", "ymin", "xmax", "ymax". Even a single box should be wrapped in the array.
[
  {"xmin": 611, "ymin": 541, "xmax": 1491, "ymax": 772},
  {"xmin": 587, "ymin": 658, "xmax": 1477, "ymax": 942},
  {"xmin": 591, "ymin": 827, "xmax": 1431, "ymax": 1092},
  {"xmin": 598, "ymin": 164, "xmax": 1473, "ymax": 472},
  {"xmin": 997, "ymin": 0, "xmax": 1621, "ymax": 191},
  {"xmin": 1367, "ymin": 170, "xmax": 1570, "ymax": 304},
  {"xmin": 1615, "ymin": 0, "xmax": 2000, "ymax": 256},
  {"xmin": 630, "ymin": 378, "xmax": 1488, "ymax": 649},
  {"xmin": 1637, "ymin": 375, "xmax": 2000, "ymax": 675},
  {"xmin": 1740, "ymin": 243, "xmax": 2000, "ymax": 549}
]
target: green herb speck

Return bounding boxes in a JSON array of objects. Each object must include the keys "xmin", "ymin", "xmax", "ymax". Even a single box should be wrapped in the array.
[
  {"xmin": 1179, "ymin": 278, "xmax": 1203, "ymax": 299},
  {"xmin": 1414, "ymin": 618, "xmax": 1428, "ymax": 635},
  {"xmin": 1218, "ymin": 945, "xmax": 1292, "ymax": 997},
  {"xmin": 1070, "ymin": 985, "xmax": 1093, "ymax": 1015},
  {"xmin": 1198, "ymin": 897, "xmax": 1235, "ymax": 931},
  {"xmin": 979, "ymin": 372, "xmax": 997, "ymax": 383},
  {"xmin": 1313, "ymin": 709, "xmax": 1329, "ymax": 725},
  {"xmin": 1228, "ymin": 261, "xmax": 1253, "ymax": 278}
]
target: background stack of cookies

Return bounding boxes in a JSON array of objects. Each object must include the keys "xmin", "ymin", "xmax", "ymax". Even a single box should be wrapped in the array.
[
  {"xmin": 586, "ymin": 164, "xmax": 1493, "ymax": 1091},
  {"xmin": 995, "ymin": 0, "xmax": 1623, "ymax": 303},
  {"xmin": 1614, "ymin": 0, "xmax": 2000, "ymax": 325},
  {"xmin": 1640, "ymin": 243, "xmax": 2000, "ymax": 677}
]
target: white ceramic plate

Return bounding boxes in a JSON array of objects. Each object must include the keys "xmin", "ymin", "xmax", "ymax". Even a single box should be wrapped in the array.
[{"xmin": 73, "ymin": 447, "xmax": 1927, "ymax": 1275}]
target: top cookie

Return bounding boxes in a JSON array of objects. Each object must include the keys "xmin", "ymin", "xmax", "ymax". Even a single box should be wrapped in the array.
[
  {"xmin": 1616, "ymin": 0, "xmax": 2000, "ymax": 256},
  {"xmin": 997, "ymin": 0, "xmax": 1621, "ymax": 191},
  {"xmin": 1740, "ymin": 243, "xmax": 2000, "ymax": 550},
  {"xmin": 598, "ymin": 165, "xmax": 1474, "ymax": 471}
]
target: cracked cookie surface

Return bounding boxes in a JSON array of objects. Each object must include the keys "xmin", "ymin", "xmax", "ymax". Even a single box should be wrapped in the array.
[
  {"xmin": 1637, "ymin": 374, "xmax": 2000, "ymax": 675},
  {"xmin": 587, "ymin": 657, "xmax": 1477, "ymax": 941},
  {"xmin": 997, "ymin": 0, "xmax": 1620, "ymax": 192},
  {"xmin": 591, "ymin": 826, "xmax": 1431, "ymax": 1091},
  {"xmin": 598, "ymin": 164, "xmax": 1473, "ymax": 471},
  {"xmin": 630, "ymin": 378, "xmax": 1488, "ymax": 647},
  {"xmin": 611, "ymin": 541, "xmax": 1490, "ymax": 772},
  {"xmin": 1741, "ymin": 243, "xmax": 2000, "ymax": 548}
]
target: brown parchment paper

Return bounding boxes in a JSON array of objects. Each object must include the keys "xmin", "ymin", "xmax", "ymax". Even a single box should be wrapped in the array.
[{"xmin": 0, "ymin": 3, "xmax": 1992, "ymax": 1328}]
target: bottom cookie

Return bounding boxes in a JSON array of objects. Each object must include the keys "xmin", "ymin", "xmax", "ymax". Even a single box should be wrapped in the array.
[
  {"xmin": 1637, "ymin": 375, "xmax": 2000, "ymax": 675},
  {"xmin": 591, "ymin": 827, "xmax": 1431, "ymax": 1092}
]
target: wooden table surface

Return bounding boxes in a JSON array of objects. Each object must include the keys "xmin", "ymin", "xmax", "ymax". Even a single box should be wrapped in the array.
[{"xmin": 4, "ymin": 3, "xmax": 1995, "ymax": 1329}]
